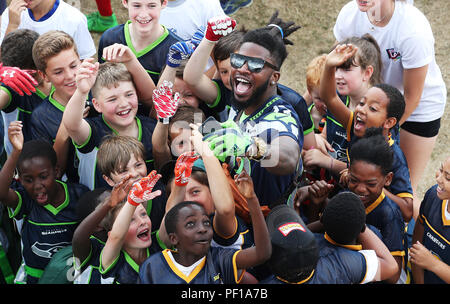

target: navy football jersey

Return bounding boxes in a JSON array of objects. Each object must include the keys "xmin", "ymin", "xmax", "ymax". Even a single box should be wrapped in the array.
[
  {"xmin": 74, "ymin": 115, "xmax": 157, "ymax": 190},
  {"xmin": 99, "ymin": 242, "xmax": 161, "ymax": 284},
  {"xmin": 418, "ymin": 184, "xmax": 450, "ymax": 284},
  {"xmin": 138, "ymin": 247, "xmax": 243, "ymax": 284},
  {"xmin": 260, "ymin": 233, "xmax": 379, "ymax": 284},
  {"xmin": 98, "ymin": 22, "xmax": 182, "ymax": 86},
  {"xmin": 73, "ymin": 235, "xmax": 105, "ymax": 284},
  {"xmin": 211, "ymin": 214, "xmax": 253, "ymax": 250},
  {"xmin": 1, "ymin": 85, "xmax": 51, "ymax": 155},
  {"xmin": 228, "ymin": 95, "xmax": 303, "ymax": 207},
  {"xmin": 364, "ymin": 191, "xmax": 406, "ymax": 257},
  {"xmin": 200, "ymin": 78, "xmax": 233, "ymax": 122},
  {"xmin": 8, "ymin": 180, "xmax": 89, "ymax": 283}
]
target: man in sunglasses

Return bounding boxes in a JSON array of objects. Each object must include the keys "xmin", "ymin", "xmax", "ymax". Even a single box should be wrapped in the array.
[{"xmin": 200, "ymin": 15, "xmax": 304, "ymax": 209}]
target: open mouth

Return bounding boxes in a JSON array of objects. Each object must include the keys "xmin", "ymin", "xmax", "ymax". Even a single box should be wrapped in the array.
[
  {"xmin": 35, "ymin": 192, "xmax": 48, "ymax": 204},
  {"xmin": 137, "ymin": 229, "xmax": 150, "ymax": 241},
  {"xmin": 354, "ymin": 114, "xmax": 366, "ymax": 133},
  {"xmin": 234, "ymin": 77, "xmax": 252, "ymax": 97},
  {"xmin": 117, "ymin": 109, "xmax": 131, "ymax": 117},
  {"xmin": 136, "ymin": 19, "xmax": 151, "ymax": 25}
]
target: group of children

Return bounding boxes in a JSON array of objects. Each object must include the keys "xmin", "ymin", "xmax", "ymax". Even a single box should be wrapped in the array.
[{"xmin": 0, "ymin": 0, "xmax": 447, "ymax": 285}]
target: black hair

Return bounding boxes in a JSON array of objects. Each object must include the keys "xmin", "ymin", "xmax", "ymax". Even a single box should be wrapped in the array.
[
  {"xmin": 17, "ymin": 140, "xmax": 57, "ymax": 173},
  {"xmin": 373, "ymin": 83, "xmax": 405, "ymax": 126},
  {"xmin": 1, "ymin": 29, "xmax": 40, "ymax": 69},
  {"xmin": 321, "ymin": 191, "xmax": 366, "ymax": 245},
  {"xmin": 240, "ymin": 10, "xmax": 301, "ymax": 69},
  {"xmin": 76, "ymin": 188, "xmax": 110, "ymax": 221},
  {"xmin": 349, "ymin": 127, "xmax": 393, "ymax": 176},
  {"xmin": 213, "ymin": 28, "xmax": 247, "ymax": 63},
  {"xmin": 164, "ymin": 201, "xmax": 205, "ymax": 235}
]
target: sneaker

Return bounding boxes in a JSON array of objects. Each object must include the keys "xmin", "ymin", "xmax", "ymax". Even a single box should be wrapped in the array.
[{"xmin": 86, "ymin": 11, "xmax": 118, "ymax": 33}]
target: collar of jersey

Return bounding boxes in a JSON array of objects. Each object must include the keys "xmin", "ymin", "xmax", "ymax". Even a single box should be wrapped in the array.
[
  {"xmin": 101, "ymin": 114, "xmax": 142, "ymax": 141},
  {"xmin": 442, "ymin": 200, "xmax": 450, "ymax": 226},
  {"xmin": 28, "ymin": 0, "xmax": 60, "ymax": 22},
  {"xmin": 365, "ymin": 190, "xmax": 385, "ymax": 215},
  {"xmin": 162, "ymin": 249, "xmax": 206, "ymax": 283},
  {"xmin": 124, "ymin": 21, "xmax": 169, "ymax": 58},
  {"xmin": 43, "ymin": 180, "xmax": 69, "ymax": 215},
  {"xmin": 276, "ymin": 269, "xmax": 315, "ymax": 284},
  {"xmin": 238, "ymin": 95, "xmax": 280, "ymax": 124},
  {"xmin": 48, "ymin": 90, "xmax": 66, "ymax": 112},
  {"xmin": 324, "ymin": 232, "xmax": 362, "ymax": 251},
  {"xmin": 123, "ymin": 247, "xmax": 150, "ymax": 273}
]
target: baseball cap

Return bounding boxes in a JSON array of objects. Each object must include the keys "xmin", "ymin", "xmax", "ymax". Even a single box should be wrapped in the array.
[{"xmin": 266, "ymin": 204, "xmax": 319, "ymax": 283}]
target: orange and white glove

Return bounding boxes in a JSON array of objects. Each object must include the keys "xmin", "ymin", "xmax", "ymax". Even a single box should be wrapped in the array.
[
  {"xmin": 127, "ymin": 170, "xmax": 162, "ymax": 206},
  {"xmin": 174, "ymin": 151, "xmax": 200, "ymax": 186},
  {"xmin": 205, "ymin": 15, "xmax": 236, "ymax": 43}
]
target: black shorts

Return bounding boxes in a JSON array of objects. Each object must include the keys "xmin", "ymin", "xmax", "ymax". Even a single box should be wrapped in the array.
[{"xmin": 401, "ymin": 118, "xmax": 441, "ymax": 138}]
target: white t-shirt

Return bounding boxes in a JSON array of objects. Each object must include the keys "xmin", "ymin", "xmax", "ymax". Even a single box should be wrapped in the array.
[
  {"xmin": 160, "ymin": 0, "xmax": 224, "ymax": 41},
  {"xmin": 160, "ymin": 0, "xmax": 225, "ymax": 70},
  {"xmin": 0, "ymin": 0, "xmax": 96, "ymax": 60},
  {"xmin": 334, "ymin": 1, "xmax": 446, "ymax": 123}
]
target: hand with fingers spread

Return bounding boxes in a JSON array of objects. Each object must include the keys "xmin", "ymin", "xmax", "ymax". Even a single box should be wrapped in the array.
[
  {"xmin": 174, "ymin": 151, "xmax": 200, "ymax": 186},
  {"xmin": 152, "ymin": 80, "xmax": 180, "ymax": 124},
  {"xmin": 326, "ymin": 44, "xmax": 358, "ymax": 68},
  {"xmin": 205, "ymin": 15, "xmax": 237, "ymax": 43},
  {"xmin": 127, "ymin": 170, "xmax": 162, "ymax": 206},
  {"xmin": 167, "ymin": 41, "xmax": 195, "ymax": 68},
  {"xmin": 0, "ymin": 63, "xmax": 38, "ymax": 96},
  {"xmin": 109, "ymin": 174, "xmax": 134, "ymax": 208}
]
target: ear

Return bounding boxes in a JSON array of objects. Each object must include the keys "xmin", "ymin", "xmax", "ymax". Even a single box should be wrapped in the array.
[
  {"xmin": 363, "ymin": 65, "xmax": 374, "ymax": 83},
  {"xmin": 91, "ymin": 97, "xmax": 103, "ymax": 114},
  {"xmin": 383, "ymin": 117, "xmax": 397, "ymax": 131},
  {"xmin": 122, "ymin": 0, "xmax": 128, "ymax": 8},
  {"xmin": 54, "ymin": 164, "xmax": 61, "ymax": 179},
  {"xmin": 41, "ymin": 70, "xmax": 50, "ymax": 84},
  {"xmin": 161, "ymin": 0, "xmax": 168, "ymax": 9},
  {"xmin": 168, "ymin": 232, "xmax": 178, "ymax": 247},
  {"xmin": 271, "ymin": 71, "xmax": 281, "ymax": 85},
  {"xmin": 103, "ymin": 174, "xmax": 116, "ymax": 187},
  {"xmin": 384, "ymin": 171, "xmax": 393, "ymax": 187}
]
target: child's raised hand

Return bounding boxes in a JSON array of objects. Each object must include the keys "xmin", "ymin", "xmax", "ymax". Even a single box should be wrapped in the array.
[
  {"xmin": 152, "ymin": 80, "xmax": 180, "ymax": 124},
  {"xmin": 174, "ymin": 151, "xmax": 200, "ymax": 186},
  {"xmin": 326, "ymin": 44, "xmax": 358, "ymax": 67},
  {"xmin": 76, "ymin": 58, "xmax": 99, "ymax": 94},
  {"xmin": 205, "ymin": 15, "xmax": 237, "ymax": 43},
  {"xmin": 109, "ymin": 174, "xmax": 133, "ymax": 208},
  {"xmin": 167, "ymin": 41, "xmax": 195, "ymax": 68},
  {"xmin": 127, "ymin": 170, "xmax": 162, "ymax": 206},
  {"xmin": 190, "ymin": 123, "xmax": 213, "ymax": 157},
  {"xmin": 234, "ymin": 167, "xmax": 257, "ymax": 200},
  {"xmin": 102, "ymin": 43, "xmax": 136, "ymax": 64},
  {"xmin": 8, "ymin": 120, "xmax": 23, "ymax": 152}
]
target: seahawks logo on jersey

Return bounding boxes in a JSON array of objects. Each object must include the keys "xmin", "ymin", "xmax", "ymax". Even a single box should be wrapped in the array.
[{"xmin": 31, "ymin": 241, "xmax": 71, "ymax": 259}]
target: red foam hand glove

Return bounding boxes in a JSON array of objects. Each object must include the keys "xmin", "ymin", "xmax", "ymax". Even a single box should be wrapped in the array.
[
  {"xmin": 127, "ymin": 170, "xmax": 162, "ymax": 206},
  {"xmin": 174, "ymin": 151, "xmax": 200, "ymax": 186},
  {"xmin": 0, "ymin": 63, "xmax": 38, "ymax": 96},
  {"xmin": 153, "ymin": 80, "xmax": 180, "ymax": 124},
  {"xmin": 205, "ymin": 16, "xmax": 236, "ymax": 42}
]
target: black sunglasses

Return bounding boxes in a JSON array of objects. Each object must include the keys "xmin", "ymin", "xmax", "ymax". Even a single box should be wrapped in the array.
[{"xmin": 230, "ymin": 53, "xmax": 279, "ymax": 73}]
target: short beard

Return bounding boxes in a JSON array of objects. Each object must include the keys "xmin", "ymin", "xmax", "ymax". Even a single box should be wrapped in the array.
[{"xmin": 231, "ymin": 77, "xmax": 271, "ymax": 112}]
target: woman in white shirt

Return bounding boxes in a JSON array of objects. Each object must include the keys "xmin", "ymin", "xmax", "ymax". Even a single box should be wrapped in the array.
[{"xmin": 333, "ymin": 0, "xmax": 447, "ymax": 220}]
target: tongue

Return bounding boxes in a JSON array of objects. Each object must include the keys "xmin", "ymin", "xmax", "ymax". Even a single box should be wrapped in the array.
[{"xmin": 236, "ymin": 82, "xmax": 251, "ymax": 94}]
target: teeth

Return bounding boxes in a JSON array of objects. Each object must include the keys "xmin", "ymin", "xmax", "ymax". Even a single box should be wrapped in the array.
[
  {"xmin": 136, "ymin": 19, "xmax": 150, "ymax": 24},
  {"xmin": 236, "ymin": 78, "xmax": 250, "ymax": 84},
  {"xmin": 117, "ymin": 109, "xmax": 131, "ymax": 115}
]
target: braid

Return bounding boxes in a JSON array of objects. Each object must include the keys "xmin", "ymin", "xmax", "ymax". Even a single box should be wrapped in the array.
[{"xmin": 266, "ymin": 10, "xmax": 301, "ymax": 46}]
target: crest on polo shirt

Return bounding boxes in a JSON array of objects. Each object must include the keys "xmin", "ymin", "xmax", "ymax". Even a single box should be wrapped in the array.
[{"xmin": 386, "ymin": 48, "xmax": 402, "ymax": 61}]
